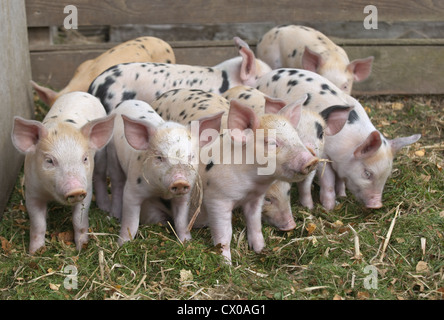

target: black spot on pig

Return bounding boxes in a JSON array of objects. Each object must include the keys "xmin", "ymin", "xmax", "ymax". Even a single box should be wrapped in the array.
[
  {"xmin": 272, "ymin": 74, "xmax": 281, "ymax": 82},
  {"xmin": 122, "ymin": 91, "xmax": 137, "ymax": 101},
  {"xmin": 219, "ymin": 71, "xmax": 229, "ymax": 93},
  {"xmin": 90, "ymin": 75, "xmax": 116, "ymax": 113},
  {"xmin": 321, "ymin": 84, "xmax": 337, "ymax": 95},
  {"xmin": 315, "ymin": 121, "xmax": 324, "ymax": 139},
  {"xmin": 287, "ymin": 79, "xmax": 298, "ymax": 86},
  {"xmin": 206, "ymin": 160, "xmax": 214, "ymax": 171},
  {"xmin": 303, "ymin": 93, "xmax": 311, "ymax": 106},
  {"xmin": 348, "ymin": 110, "xmax": 359, "ymax": 124},
  {"xmin": 65, "ymin": 119, "xmax": 76, "ymax": 124}
]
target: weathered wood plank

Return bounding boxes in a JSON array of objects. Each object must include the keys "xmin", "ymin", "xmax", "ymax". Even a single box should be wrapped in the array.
[
  {"xmin": 1, "ymin": 1, "xmax": 34, "ymax": 218},
  {"xmin": 26, "ymin": 0, "xmax": 444, "ymax": 27},
  {"xmin": 29, "ymin": 40, "xmax": 444, "ymax": 95}
]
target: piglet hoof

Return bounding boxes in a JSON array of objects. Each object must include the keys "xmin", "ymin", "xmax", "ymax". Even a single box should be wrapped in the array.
[{"xmin": 75, "ymin": 234, "xmax": 89, "ymax": 252}]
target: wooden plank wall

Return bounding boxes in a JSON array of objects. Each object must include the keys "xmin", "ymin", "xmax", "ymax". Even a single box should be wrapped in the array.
[
  {"xmin": 26, "ymin": 0, "xmax": 444, "ymax": 95},
  {"xmin": 1, "ymin": 1, "xmax": 34, "ymax": 217}
]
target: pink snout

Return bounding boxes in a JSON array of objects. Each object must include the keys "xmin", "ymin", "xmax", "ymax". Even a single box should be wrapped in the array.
[
  {"xmin": 169, "ymin": 180, "xmax": 191, "ymax": 195},
  {"xmin": 365, "ymin": 195, "xmax": 383, "ymax": 209},
  {"xmin": 301, "ymin": 156, "xmax": 319, "ymax": 175},
  {"xmin": 65, "ymin": 189, "xmax": 87, "ymax": 204},
  {"xmin": 278, "ymin": 218, "xmax": 297, "ymax": 232}
]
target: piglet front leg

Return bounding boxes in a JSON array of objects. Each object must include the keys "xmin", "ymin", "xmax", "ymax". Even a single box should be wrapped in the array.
[
  {"xmin": 26, "ymin": 195, "xmax": 48, "ymax": 254},
  {"xmin": 118, "ymin": 183, "xmax": 143, "ymax": 246},
  {"xmin": 297, "ymin": 171, "xmax": 316, "ymax": 209},
  {"xmin": 71, "ymin": 188, "xmax": 91, "ymax": 251},
  {"xmin": 242, "ymin": 197, "xmax": 265, "ymax": 254},
  {"xmin": 171, "ymin": 195, "xmax": 192, "ymax": 242},
  {"xmin": 319, "ymin": 161, "xmax": 337, "ymax": 211},
  {"xmin": 206, "ymin": 199, "xmax": 234, "ymax": 263}
]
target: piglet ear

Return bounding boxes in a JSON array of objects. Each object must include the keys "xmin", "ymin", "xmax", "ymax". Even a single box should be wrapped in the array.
[
  {"xmin": 324, "ymin": 106, "xmax": 353, "ymax": 136},
  {"xmin": 11, "ymin": 116, "xmax": 48, "ymax": 154},
  {"xmin": 278, "ymin": 94, "xmax": 307, "ymax": 128},
  {"xmin": 302, "ymin": 47, "xmax": 323, "ymax": 72},
  {"xmin": 389, "ymin": 134, "xmax": 421, "ymax": 155},
  {"xmin": 30, "ymin": 80, "xmax": 58, "ymax": 106},
  {"xmin": 121, "ymin": 114, "xmax": 157, "ymax": 151},
  {"xmin": 347, "ymin": 56, "xmax": 374, "ymax": 82},
  {"xmin": 234, "ymin": 37, "xmax": 257, "ymax": 85},
  {"xmin": 196, "ymin": 111, "xmax": 224, "ymax": 147},
  {"xmin": 264, "ymin": 95, "xmax": 288, "ymax": 114},
  {"xmin": 227, "ymin": 99, "xmax": 259, "ymax": 144},
  {"xmin": 353, "ymin": 131, "xmax": 382, "ymax": 159},
  {"xmin": 81, "ymin": 114, "xmax": 116, "ymax": 150}
]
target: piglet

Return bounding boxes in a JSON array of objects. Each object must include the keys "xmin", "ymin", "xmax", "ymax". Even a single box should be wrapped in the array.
[
  {"xmin": 257, "ymin": 25, "xmax": 373, "ymax": 94},
  {"xmin": 11, "ymin": 92, "xmax": 115, "ymax": 254},
  {"xmin": 256, "ymin": 68, "xmax": 421, "ymax": 210},
  {"xmin": 32, "ymin": 36, "xmax": 176, "ymax": 106},
  {"xmin": 152, "ymin": 88, "xmax": 319, "ymax": 262},
  {"xmin": 108, "ymin": 100, "xmax": 222, "ymax": 245}
]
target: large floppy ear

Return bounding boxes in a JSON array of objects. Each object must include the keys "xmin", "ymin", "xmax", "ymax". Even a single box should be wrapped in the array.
[
  {"xmin": 11, "ymin": 116, "xmax": 48, "ymax": 154},
  {"xmin": 122, "ymin": 115, "xmax": 157, "ymax": 151},
  {"xmin": 234, "ymin": 37, "xmax": 257, "ymax": 84},
  {"xmin": 278, "ymin": 94, "xmax": 307, "ymax": 128},
  {"xmin": 81, "ymin": 113, "xmax": 116, "ymax": 150},
  {"xmin": 353, "ymin": 131, "xmax": 382, "ymax": 159},
  {"xmin": 263, "ymin": 95, "xmax": 288, "ymax": 114},
  {"xmin": 389, "ymin": 134, "xmax": 421, "ymax": 155},
  {"xmin": 347, "ymin": 56, "xmax": 374, "ymax": 82},
  {"xmin": 302, "ymin": 46, "xmax": 323, "ymax": 72},
  {"xmin": 227, "ymin": 99, "xmax": 260, "ymax": 144},
  {"xmin": 30, "ymin": 80, "xmax": 58, "ymax": 106},
  {"xmin": 196, "ymin": 111, "xmax": 224, "ymax": 147}
]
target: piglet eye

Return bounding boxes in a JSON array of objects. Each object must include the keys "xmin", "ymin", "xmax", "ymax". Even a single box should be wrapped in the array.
[
  {"xmin": 363, "ymin": 169, "xmax": 372, "ymax": 179},
  {"xmin": 264, "ymin": 197, "xmax": 272, "ymax": 205},
  {"xmin": 156, "ymin": 156, "xmax": 163, "ymax": 162},
  {"xmin": 83, "ymin": 155, "xmax": 89, "ymax": 163},
  {"xmin": 46, "ymin": 158, "xmax": 53, "ymax": 165}
]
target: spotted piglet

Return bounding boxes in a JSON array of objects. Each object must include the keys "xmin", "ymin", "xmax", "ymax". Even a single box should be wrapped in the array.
[
  {"xmin": 257, "ymin": 25, "xmax": 374, "ymax": 94},
  {"xmin": 108, "ymin": 100, "xmax": 222, "ymax": 245},
  {"xmin": 32, "ymin": 36, "xmax": 176, "ymax": 106},
  {"xmin": 152, "ymin": 89, "xmax": 319, "ymax": 262},
  {"xmin": 256, "ymin": 68, "xmax": 421, "ymax": 211},
  {"xmin": 11, "ymin": 92, "xmax": 115, "ymax": 254}
]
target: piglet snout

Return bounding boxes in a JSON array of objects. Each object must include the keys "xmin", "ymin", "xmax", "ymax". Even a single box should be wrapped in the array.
[
  {"xmin": 301, "ymin": 157, "xmax": 319, "ymax": 175},
  {"xmin": 365, "ymin": 194, "xmax": 383, "ymax": 209},
  {"xmin": 169, "ymin": 180, "xmax": 191, "ymax": 195},
  {"xmin": 65, "ymin": 189, "xmax": 87, "ymax": 204}
]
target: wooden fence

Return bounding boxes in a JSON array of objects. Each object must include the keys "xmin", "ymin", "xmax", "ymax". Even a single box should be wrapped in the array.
[{"xmin": 26, "ymin": 0, "xmax": 444, "ymax": 95}]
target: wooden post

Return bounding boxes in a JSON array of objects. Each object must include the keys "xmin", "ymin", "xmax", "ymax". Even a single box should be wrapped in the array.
[{"xmin": 0, "ymin": 0, "xmax": 34, "ymax": 218}]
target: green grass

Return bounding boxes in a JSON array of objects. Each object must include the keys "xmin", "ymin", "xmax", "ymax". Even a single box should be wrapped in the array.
[{"xmin": 1, "ymin": 95, "xmax": 443, "ymax": 300}]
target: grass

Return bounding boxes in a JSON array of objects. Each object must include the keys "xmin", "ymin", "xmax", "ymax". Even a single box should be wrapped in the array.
[{"xmin": 1, "ymin": 95, "xmax": 443, "ymax": 300}]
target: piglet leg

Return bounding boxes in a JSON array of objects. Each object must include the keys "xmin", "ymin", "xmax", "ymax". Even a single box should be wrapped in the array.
[
  {"xmin": 319, "ymin": 162, "xmax": 337, "ymax": 211},
  {"xmin": 207, "ymin": 200, "xmax": 234, "ymax": 263},
  {"xmin": 93, "ymin": 149, "xmax": 111, "ymax": 212},
  {"xmin": 298, "ymin": 171, "xmax": 316, "ymax": 209},
  {"xmin": 71, "ymin": 187, "xmax": 91, "ymax": 251},
  {"xmin": 171, "ymin": 195, "xmax": 192, "ymax": 242},
  {"xmin": 242, "ymin": 197, "xmax": 265, "ymax": 254},
  {"xmin": 26, "ymin": 195, "xmax": 47, "ymax": 254},
  {"xmin": 118, "ymin": 183, "xmax": 143, "ymax": 246}
]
